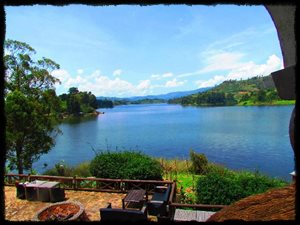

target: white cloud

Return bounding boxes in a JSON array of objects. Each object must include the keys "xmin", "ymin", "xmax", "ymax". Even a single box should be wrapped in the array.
[
  {"xmin": 65, "ymin": 75, "xmax": 88, "ymax": 87},
  {"xmin": 90, "ymin": 70, "xmax": 102, "ymax": 78},
  {"xmin": 151, "ymin": 72, "xmax": 174, "ymax": 80},
  {"xmin": 177, "ymin": 51, "xmax": 245, "ymax": 78},
  {"xmin": 51, "ymin": 69, "xmax": 71, "ymax": 83},
  {"xmin": 177, "ymin": 70, "xmax": 202, "ymax": 78},
  {"xmin": 137, "ymin": 80, "xmax": 151, "ymax": 90},
  {"xmin": 226, "ymin": 54, "xmax": 283, "ymax": 80},
  {"xmin": 113, "ymin": 69, "xmax": 122, "ymax": 76},
  {"xmin": 162, "ymin": 72, "xmax": 173, "ymax": 78},
  {"xmin": 151, "ymin": 74, "xmax": 161, "ymax": 80},
  {"xmin": 200, "ymin": 51, "xmax": 245, "ymax": 73},
  {"xmin": 204, "ymin": 26, "xmax": 274, "ymax": 54},
  {"xmin": 77, "ymin": 69, "xmax": 84, "ymax": 74},
  {"xmin": 165, "ymin": 78, "xmax": 185, "ymax": 88},
  {"xmin": 196, "ymin": 76, "xmax": 226, "ymax": 88},
  {"xmin": 195, "ymin": 54, "xmax": 283, "ymax": 88},
  {"xmin": 53, "ymin": 69, "xmax": 156, "ymax": 97}
]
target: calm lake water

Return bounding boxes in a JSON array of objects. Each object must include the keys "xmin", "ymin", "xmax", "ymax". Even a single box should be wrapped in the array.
[{"xmin": 33, "ymin": 104, "xmax": 295, "ymax": 181}]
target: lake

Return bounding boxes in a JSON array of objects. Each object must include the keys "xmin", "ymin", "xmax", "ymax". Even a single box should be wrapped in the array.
[{"xmin": 33, "ymin": 104, "xmax": 295, "ymax": 181}]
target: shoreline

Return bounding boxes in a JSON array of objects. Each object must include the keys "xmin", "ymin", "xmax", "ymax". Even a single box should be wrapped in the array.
[
  {"xmin": 178, "ymin": 100, "xmax": 295, "ymax": 107},
  {"xmin": 58, "ymin": 110, "xmax": 105, "ymax": 123}
]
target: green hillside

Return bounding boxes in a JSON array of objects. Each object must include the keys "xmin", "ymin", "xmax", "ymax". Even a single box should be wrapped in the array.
[{"xmin": 168, "ymin": 75, "xmax": 295, "ymax": 106}]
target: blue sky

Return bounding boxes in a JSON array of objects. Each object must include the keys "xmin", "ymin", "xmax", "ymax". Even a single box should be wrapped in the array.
[{"xmin": 5, "ymin": 4, "xmax": 283, "ymax": 97}]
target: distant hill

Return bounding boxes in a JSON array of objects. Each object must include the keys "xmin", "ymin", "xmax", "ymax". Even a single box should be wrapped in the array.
[
  {"xmin": 97, "ymin": 87, "xmax": 212, "ymax": 103},
  {"xmin": 212, "ymin": 75, "xmax": 276, "ymax": 93},
  {"xmin": 168, "ymin": 75, "xmax": 294, "ymax": 106}
]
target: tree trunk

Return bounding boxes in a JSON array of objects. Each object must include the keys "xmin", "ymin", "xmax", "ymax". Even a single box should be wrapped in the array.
[{"xmin": 16, "ymin": 146, "xmax": 24, "ymax": 174}]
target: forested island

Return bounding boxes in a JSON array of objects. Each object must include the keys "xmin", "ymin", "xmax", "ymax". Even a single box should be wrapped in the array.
[
  {"xmin": 168, "ymin": 75, "xmax": 295, "ymax": 106},
  {"xmin": 58, "ymin": 87, "xmax": 113, "ymax": 118}
]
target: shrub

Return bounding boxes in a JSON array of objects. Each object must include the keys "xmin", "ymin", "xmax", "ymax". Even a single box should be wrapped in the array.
[
  {"xmin": 195, "ymin": 170, "xmax": 287, "ymax": 205},
  {"xmin": 72, "ymin": 161, "xmax": 92, "ymax": 177},
  {"xmin": 43, "ymin": 161, "xmax": 91, "ymax": 177},
  {"xmin": 189, "ymin": 150, "xmax": 208, "ymax": 175},
  {"xmin": 43, "ymin": 162, "xmax": 73, "ymax": 177},
  {"xmin": 89, "ymin": 150, "xmax": 163, "ymax": 180},
  {"xmin": 235, "ymin": 170, "xmax": 287, "ymax": 196},
  {"xmin": 205, "ymin": 162, "xmax": 228, "ymax": 174}
]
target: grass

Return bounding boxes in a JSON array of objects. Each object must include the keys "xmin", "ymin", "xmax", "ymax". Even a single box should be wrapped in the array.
[
  {"xmin": 273, "ymin": 100, "xmax": 295, "ymax": 105},
  {"xmin": 238, "ymin": 100, "xmax": 295, "ymax": 106},
  {"xmin": 157, "ymin": 157, "xmax": 201, "ymax": 204}
]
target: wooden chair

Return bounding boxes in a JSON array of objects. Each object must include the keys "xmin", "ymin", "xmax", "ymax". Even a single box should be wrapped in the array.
[
  {"xmin": 147, "ymin": 185, "xmax": 171, "ymax": 217},
  {"xmin": 50, "ymin": 187, "xmax": 65, "ymax": 202},
  {"xmin": 100, "ymin": 202, "xmax": 148, "ymax": 222}
]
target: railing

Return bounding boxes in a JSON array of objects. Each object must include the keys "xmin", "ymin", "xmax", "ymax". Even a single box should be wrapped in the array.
[
  {"xmin": 5, "ymin": 173, "xmax": 226, "ymax": 217},
  {"xmin": 4, "ymin": 174, "xmax": 174, "ymax": 193},
  {"xmin": 167, "ymin": 180, "xmax": 226, "ymax": 218}
]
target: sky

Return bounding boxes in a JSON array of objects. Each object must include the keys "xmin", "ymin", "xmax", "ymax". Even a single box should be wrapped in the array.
[{"xmin": 5, "ymin": 4, "xmax": 283, "ymax": 97}]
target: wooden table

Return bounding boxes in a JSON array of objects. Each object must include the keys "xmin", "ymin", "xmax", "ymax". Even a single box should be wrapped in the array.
[
  {"xmin": 122, "ymin": 190, "xmax": 147, "ymax": 209},
  {"xmin": 25, "ymin": 180, "xmax": 48, "ymax": 201},
  {"xmin": 173, "ymin": 209, "xmax": 215, "ymax": 222},
  {"xmin": 24, "ymin": 180, "xmax": 60, "ymax": 202},
  {"xmin": 37, "ymin": 181, "xmax": 60, "ymax": 202}
]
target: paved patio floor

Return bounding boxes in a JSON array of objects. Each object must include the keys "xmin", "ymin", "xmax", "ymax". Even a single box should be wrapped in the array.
[{"xmin": 4, "ymin": 186, "xmax": 156, "ymax": 221}]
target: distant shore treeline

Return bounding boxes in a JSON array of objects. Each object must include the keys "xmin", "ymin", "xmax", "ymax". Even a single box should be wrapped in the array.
[
  {"xmin": 98, "ymin": 75, "xmax": 295, "ymax": 108},
  {"xmin": 168, "ymin": 75, "xmax": 295, "ymax": 106},
  {"xmin": 59, "ymin": 75, "xmax": 295, "ymax": 115}
]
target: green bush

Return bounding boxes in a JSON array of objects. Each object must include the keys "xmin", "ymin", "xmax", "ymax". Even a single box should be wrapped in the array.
[
  {"xmin": 43, "ymin": 161, "xmax": 91, "ymax": 177},
  {"xmin": 195, "ymin": 170, "xmax": 287, "ymax": 205},
  {"xmin": 89, "ymin": 150, "xmax": 163, "ymax": 180},
  {"xmin": 205, "ymin": 162, "xmax": 228, "ymax": 174},
  {"xmin": 43, "ymin": 162, "xmax": 73, "ymax": 176},
  {"xmin": 72, "ymin": 161, "xmax": 92, "ymax": 177},
  {"xmin": 189, "ymin": 150, "xmax": 208, "ymax": 175}
]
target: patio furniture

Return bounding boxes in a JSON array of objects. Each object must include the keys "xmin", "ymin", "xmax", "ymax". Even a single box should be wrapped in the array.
[
  {"xmin": 16, "ymin": 183, "xmax": 26, "ymax": 199},
  {"xmin": 147, "ymin": 185, "xmax": 171, "ymax": 216},
  {"xmin": 100, "ymin": 202, "xmax": 148, "ymax": 222},
  {"xmin": 50, "ymin": 187, "xmax": 65, "ymax": 203},
  {"xmin": 37, "ymin": 181, "xmax": 61, "ymax": 202},
  {"xmin": 122, "ymin": 189, "xmax": 147, "ymax": 209},
  {"xmin": 25, "ymin": 180, "xmax": 48, "ymax": 201},
  {"xmin": 22, "ymin": 180, "xmax": 64, "ymax": 202},
  {"xmin": 173, "ymin": 209, "xmax": 215, "ymax": 222}
]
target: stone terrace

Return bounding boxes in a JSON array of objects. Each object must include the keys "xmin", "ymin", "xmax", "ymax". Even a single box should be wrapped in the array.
[{"xmin": 4, "ymin": 186, "xmax": 137, "ymax": 221}]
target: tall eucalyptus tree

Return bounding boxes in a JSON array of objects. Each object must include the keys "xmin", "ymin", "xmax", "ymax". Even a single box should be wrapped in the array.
[{"xmin": 4, "ymin": 39, "xmax": 61, "ymax": 174}]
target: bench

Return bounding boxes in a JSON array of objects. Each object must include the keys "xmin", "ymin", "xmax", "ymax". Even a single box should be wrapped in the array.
[
  {"xmin": 147, "ymin": 185, "xmax": 171, "ymax": 216},
  {"xmin": 100, "ymin": 203, "xmax": 148, "ymax": 222}
]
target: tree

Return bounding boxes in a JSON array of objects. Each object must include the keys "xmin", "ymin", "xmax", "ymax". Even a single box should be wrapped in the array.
[
  {"xmin": 189, "ymin": 150, "xmax": 208, "ymax": 175},
  {"xmin": 68, "ymin": 87, "xmax": 79, "ymax": 95},
  {"xmin": 4, "ymin": 39, "xmax": 61, "ymax": 174},
  {"xmin": 256, "ymin": 90, "xmax": 267, "ymax": 102},
  {"xmin": 67, "ymin": 94, "xmax": 81, "ymax": 115}
]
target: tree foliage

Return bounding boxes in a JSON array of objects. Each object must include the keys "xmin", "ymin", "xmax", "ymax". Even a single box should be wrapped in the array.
[
  {"xmin": 195, "ymin": 170, "xmax": 287, "ymax": 205},
  {"xmin": 59, "ymin": 88, "xmax": 113, "ymax": 115},
  {"xmin": 5, "ymin": 39, "xmax": 61, "ymax": 174},
  {"xmin": 189, "ymin": 150, "xmax": 208, "ymax": 175},
  {"xmin": 168, "ymin": 75, "xmax": 284, "ymax": 106},
  {"xmin": 89, "ymin": 151, "xmax": 163, "ymax": 180}
]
